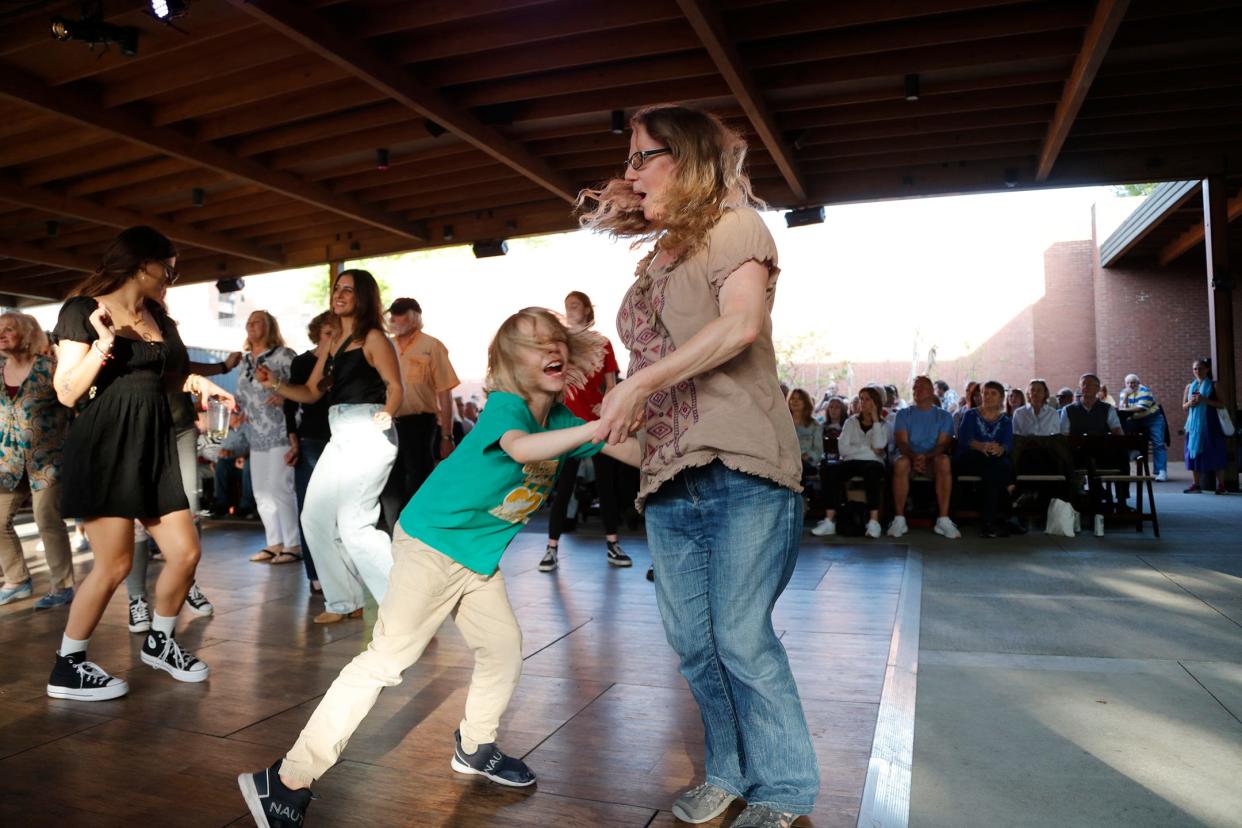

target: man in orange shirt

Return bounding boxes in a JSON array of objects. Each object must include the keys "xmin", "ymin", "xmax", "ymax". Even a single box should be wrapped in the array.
[{"xmin": 380, "ymin": 298, "xmax": 460, "ymax": 529}]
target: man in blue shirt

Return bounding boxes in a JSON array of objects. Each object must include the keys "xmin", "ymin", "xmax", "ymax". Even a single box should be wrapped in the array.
[
  {"xmin": 1119, "ymin": 373, "xmax": 1167, "ymax": 481},
  {"xmin": 889, "ymin": 375, "xmax": 960, "ymax": 539}
]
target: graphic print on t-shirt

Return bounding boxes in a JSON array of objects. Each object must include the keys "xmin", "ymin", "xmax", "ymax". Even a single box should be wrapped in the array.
[{"xmin": 488, "ymin": 459, "xmax": 559, "ymax": 524}]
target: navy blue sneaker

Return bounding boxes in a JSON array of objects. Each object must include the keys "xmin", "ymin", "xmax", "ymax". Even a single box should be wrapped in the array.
[
  {"xmin": 450, "ymin": 730, "xmax": 535, "ymax": 787},
  {"xmin": 34, "ymin": 587, "xmax": 74, "ymax": 609},
  {"xmin": 238, "ymin": 760, "xmax": 313, "ymax": 827}
]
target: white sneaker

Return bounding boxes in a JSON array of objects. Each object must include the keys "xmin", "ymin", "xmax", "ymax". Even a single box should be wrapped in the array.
[
  {"xmin": 865, "ymin": 520, "xmax": 882, "ymax": 538},
  {"xmin": 1154, "ymin": 471, "xmax": 1168, "ymax": 482},
  {"xmin": 934, "ymin": 517, "xmax": 962, "ymax": 539},
  {"xmin": 73, "ymin": 534, "xmax": 90, "ymax": 552},
  {"xmin": 811, "ymin": 518, "xmax": 836, "ymax": 536},
  {"xmin": 887, "ymin": 516, "xmax": 908, "ymax": 538}
]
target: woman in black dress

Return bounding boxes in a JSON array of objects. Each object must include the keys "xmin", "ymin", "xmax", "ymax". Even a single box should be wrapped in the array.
[{"xmin": 47, "ymin": 226, "xmax": 234, "ymax": 702}]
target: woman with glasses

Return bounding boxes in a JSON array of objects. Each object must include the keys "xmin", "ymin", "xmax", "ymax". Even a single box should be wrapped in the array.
[
  {"xmin": 579, "ymin": 106, "xmax": 818, "ymax": 827},
  {"xmin": 257, "ymin": 270, "xmax": 402, "ymax": 624},
  {"xmin": 236, "ymin": 310, "xmax": 301, "ymax": 565},
  {"xmin": 45, "ymin": 226, "xmax": 234, "ymax": 701}
]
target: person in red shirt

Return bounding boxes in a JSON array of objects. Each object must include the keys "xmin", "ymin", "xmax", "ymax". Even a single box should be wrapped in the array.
[{"xmin": 539, "ymin": 291, "xmax": 629, "ymax": 572}]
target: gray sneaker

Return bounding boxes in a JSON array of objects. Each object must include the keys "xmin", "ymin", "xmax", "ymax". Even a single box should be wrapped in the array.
[
  {"xmin": 671, "ymin": 782, "xmax": 736, "ymax": 824},
  {"xmin": 730, "ymin": 804, "xmax": 798, "ymax": 827}
]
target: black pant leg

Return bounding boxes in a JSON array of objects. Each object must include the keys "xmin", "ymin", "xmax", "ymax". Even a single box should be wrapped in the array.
[
  {"xmin": 856, "ymin": 461, "xmax": 884, "ymax": 510},
  {"xmin": 593, "ymin": 452, "xmax": 620, "ymax": 535},
  {"xmin": 547, "ymin": 457, "xmax": 582, "ymax": 541}
]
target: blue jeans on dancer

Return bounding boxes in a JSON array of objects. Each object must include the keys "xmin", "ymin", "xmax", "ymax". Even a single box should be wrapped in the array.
[
  {"xmin": 645, "ymin": 461, "xmax": 819, "ymax": 816},
  {"xmin": 1123, "ymin": 408, "xmax": 1167, "ymax": 476}
]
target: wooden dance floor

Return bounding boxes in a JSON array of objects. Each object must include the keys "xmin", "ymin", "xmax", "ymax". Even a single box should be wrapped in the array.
[{"xmin": 0, "ymin": 520, "xmax": 905, "ymax": 827}]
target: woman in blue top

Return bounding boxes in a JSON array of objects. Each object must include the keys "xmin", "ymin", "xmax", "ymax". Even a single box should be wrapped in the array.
[
  {"xmin": 1182, "ymin": 358, "xmax": 1229, "ymax": 494},
  {"xmin": 955, "ymin": 380, "xmax": 1014, "ymax": 537},
  {"xmin": 237, "ymin": 308, "xmax": 641, "ymax": 827}
]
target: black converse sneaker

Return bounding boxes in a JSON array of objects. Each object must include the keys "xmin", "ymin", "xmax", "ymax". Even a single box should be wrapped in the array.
[
  {"xmin": 140, "ymin": 630, "xmax": 209, "ymax": 682},
  {"xmin": 128, "ymin": 596, "xmax": 151, "ymax": 633},
  {"xmin": 538, "ymin": 544, "xmax": 558, "ymax": 572},
  {"xmin": 46, "ymin": 651, "xmax": 129, "ymax": 701},
  {"xmin": 606, "ymin": 540, "xmax": 633, "ymax": 567},
  {"xmin": 450, "ymin": 729, "xmax": 536, "ymax": 787},
  {"xmin": 238, "ymin": 760, "xmax": 313, "ymax": 827},
  {"xmin": 185, "ymin": 582, "xmax": 214, "ymax": 616}
]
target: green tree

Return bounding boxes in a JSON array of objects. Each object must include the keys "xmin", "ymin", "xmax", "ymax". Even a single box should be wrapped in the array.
[
  {"xmin": 1111, "ymin": 183, "xmax": 1158, "ymax": 197},
  {"xmin": 303, "ymin": 266, "xmax": 393, "ymax": 311}
]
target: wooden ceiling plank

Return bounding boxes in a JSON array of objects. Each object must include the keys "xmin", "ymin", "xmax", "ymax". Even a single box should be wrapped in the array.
[
  {"xmin": 1035, "ymin": 0, "xmax": 1130, "ymax": 181},
  {"xmin": 150, "ymin": 59, "xmax": 349, "ymax": 127},
  {"xmin": 780, "ymin": 83, "xmax": 1064, "ymax": 130},
  {"xmin": 194, "ymin": 80, "xmax": 389, "ymax": 143},
  {"xmin": 21, "ymin": 143, "xmax": 158, "ymax": 188},
  {"xmin": 0, "ymin": 176, "xmax": 285, "ymax": 266},
  {"xmin": 67, "ymin": 158, "xmax": 193, "ymax": 197},
  {"xmin": 0, "ymin": 66, "xmax": 425, "ymax": 241},
  {"xmin": 353, "ymin": 0, "xmax": 559, "ymax": 37},
  {"xmin": 0, "ymin": 237, "xmax": 95, "ymax": 273},
  {"xmin": 1158, "ymin": 189, "xmax": 1242, "ymax": 265},
  {"xmin": 232, "ymin": 102, "xmax": 415, "ymax": 157},
  {"xmin": 728, "ymin": 0, "xmax": 1036, "ymax": 42},
  {"xmin": 226, "ymin": 0, "xmax": 578, "ymax": 204}
]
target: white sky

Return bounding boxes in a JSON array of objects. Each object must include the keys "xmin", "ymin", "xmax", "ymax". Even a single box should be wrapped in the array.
[{"xmin": 25, "ymin": 185, "xmax": 1143, "ymax": 387}]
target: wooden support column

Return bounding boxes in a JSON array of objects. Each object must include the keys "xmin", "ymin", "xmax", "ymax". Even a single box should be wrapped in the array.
[
  {"xmin": 1203, "ymin": 176, "xmax": 1238, "ymax": 488},
  {"xmin": 329, "ymin": 260, "xmax": 345, "ymax": 279}
]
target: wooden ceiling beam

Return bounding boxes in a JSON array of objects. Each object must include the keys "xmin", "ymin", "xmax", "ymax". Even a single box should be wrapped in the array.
[
  {"xmin": 233, "ymin": 103, "xmax": 417, "ymax": 158},
  {"xmin": 21, "ymin": 143, "xmax": 157, "ymax": 188},
  {"xmin": 797, "ymin": 105, "xmax": 1055, "ymax": 147},
  {"xmin": 151, "ymin": 59, "xmax": 349, "ymax": 127},
  {"xmin": 1159, "ymin": 189, "xmax": 1242, "ymax": 266},
  {"xmin": 194, "ymin": 80, "xmax": 388, "ymax": 143},
  {"xmin": 1035, "ymin": 0, "xmax": 1130, "ymax": 181},
  {"xmin": 0, "ymin": 237, "xmax": 95, "ymax": 273},
  {"xmin": 352, "ymin": 0, "xmax": 559, "ymax": 37},
  {"xmin": 676, "ymin": 0, "xmax": 806, "ymax": 201},
  {"xmin": 227, "ymin": 0, "xmax": 579, "ymax": 205},
  {"xmin": 780, "ymin": 84, "xmax": 1064, "ymax": 130},
  {"xmin": 0, "ymin": 177, "xmax": 286, "ymax": 266},
  {"xmin": 727, "ymin": 0, "xmax": 1037, "ymax": 42},
  {"xmin": 0, "ymin": 67, "xmax": 425, "ymax": 241}
]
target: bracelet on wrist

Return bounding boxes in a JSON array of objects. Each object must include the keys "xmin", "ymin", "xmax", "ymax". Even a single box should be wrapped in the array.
[{"xmin": 92, "ymin": 340, "xmax": 113, "ymax": 362}]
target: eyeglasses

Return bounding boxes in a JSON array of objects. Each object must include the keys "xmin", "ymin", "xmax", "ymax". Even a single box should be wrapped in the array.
[
  {"xmin": 626, "ymin": 148, "xmax": 671, "ymax": 170},
  {"xmin": 148, "ymin": 262, "xmax": 178, "ymax": 285}
]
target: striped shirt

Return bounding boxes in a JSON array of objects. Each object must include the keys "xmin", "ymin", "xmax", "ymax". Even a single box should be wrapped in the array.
[{"xmin": 1119, "ymin": 384, "xmax": 1157, "ymax": 419}]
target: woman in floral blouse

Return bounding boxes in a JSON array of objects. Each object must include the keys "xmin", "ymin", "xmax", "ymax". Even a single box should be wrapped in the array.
[
  {"xmin": 236, "ymin": 311, "xmax": 300, "ymax": 564},
  {"xmin": 0, "ymin": 312, "xmax": 73, "ymax": 607}
]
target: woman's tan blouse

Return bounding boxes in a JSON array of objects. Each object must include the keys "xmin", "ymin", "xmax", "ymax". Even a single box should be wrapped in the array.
[{"xmin": 617, "ymin": 207, "xmax": 802, "ymax": 510}]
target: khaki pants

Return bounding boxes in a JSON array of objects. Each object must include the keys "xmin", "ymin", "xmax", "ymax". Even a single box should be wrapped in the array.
[
  {"xmin": 0, "ymin": 482, "xmax": 73, "ymax": 590},
  {"xmin": 282, "ymin": 526, "xmax": 523, "ymax": 785}
]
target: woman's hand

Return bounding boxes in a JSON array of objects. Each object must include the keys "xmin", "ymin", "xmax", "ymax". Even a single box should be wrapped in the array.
[
  {"xmin": 593, "ymin": 376, "xmax": 649, "ymax": 445},
  {"xmin": 373, "ymin": 410, "xmax": 393, "ymax": 431},
  {"xmin": 255, "ymin": 364, "xmax": 274, "ymax": 388},
  {"xmin": 89, "ymin": 301, "xmax": 117, "ymax": 348},
  {"xmin": 223, "ymin": 351, "xmax": 242, "ymax": 371},
  {"xmin": 197, "ymin": 376, "xmax": 236, "ymax": 411},
  {"xmin": 284, "ymin": 434, "xmax": 299, "ymax": 466}
]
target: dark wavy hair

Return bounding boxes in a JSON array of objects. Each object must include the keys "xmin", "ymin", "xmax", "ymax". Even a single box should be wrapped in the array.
[
  {"xmin": 69, "ymin": 226, "xmax": 177, "ymax": 299},
  {"xmin": 334, "ymin": 269, "xmax": 386, "ymax": 345}
]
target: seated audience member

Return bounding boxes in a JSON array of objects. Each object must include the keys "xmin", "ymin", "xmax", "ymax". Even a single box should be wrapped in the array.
[
  {"xmin": 889, "ymin": 375, "xmax": 960, "ymax": 539},
  {"xmin": 1005, "ymin": 387, "xmax": 1026, "ymax": 417},
  {"xmin": 812, "ymin": 385, "xmax": 887, "ymax": 539},
  {"xmin": 935, "ymin": 380, "xmax": 957, "ymax": 410},
  {"xmin": 822, "ymin": 395, "xmax": 848, "ymax": 459},
  {"xmin": 1011, "ymin": 379, "xmax": 1075, "ymax": 487},
  {"xmin": 952, "ymin": 381, "xmax": 982, "ymax": 435},
  {"xmin": 883, "ymin": 384, "xmax": 902, "ymax": 416},
  {"xmin": 848, "ymin": 395, "xmax": 862, "ymax": 417},
  {"xmin": 1118, "ymin": 373, "xmax": 1167, "ymax": 481},
  {"xmin": 955, "ymin": 381, "xmax": 1014, "ymax": 538},
  {"xmin": 1098, "ymin": 383, "xmax": 1117, "ymax": 407},
  {"xmin": 1056, "ymin": 387, "xmax": 1075, "ymax": 409},
  {"xmin": 1061, "ymin": 372, "xmax": 1129, "ymax": 509},
  {"xmin": 788, "ymin": 388, "xmax": 823, "ymax": 479}
]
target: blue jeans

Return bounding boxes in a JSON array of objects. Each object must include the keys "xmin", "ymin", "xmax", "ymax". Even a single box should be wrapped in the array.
[
  {"xmin": 1124, "ymin": 411, "xmax": 1167, "ymax": 475},
  {"xmin": 294, "ymin": 436, "xmax": 326, "ymax": 582},
  {"xmin": 645, "ymin": 462, "xmax": 819, "ymax": 815}
]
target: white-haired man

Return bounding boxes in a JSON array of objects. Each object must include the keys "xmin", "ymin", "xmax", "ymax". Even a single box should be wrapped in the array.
[{"xmin": 1119, "ymin": 373, "xmax": 1167, "ymax": 481}]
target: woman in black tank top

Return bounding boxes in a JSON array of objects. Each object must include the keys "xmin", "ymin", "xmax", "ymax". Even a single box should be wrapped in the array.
[{"xmin": 258, "ymin": 270, "xmax": 402, "ymax": 623}]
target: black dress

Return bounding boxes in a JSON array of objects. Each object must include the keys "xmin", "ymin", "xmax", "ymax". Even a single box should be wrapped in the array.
[{"xmin": 53, "ymin": 296, "xmax": 190, "ymax": 519}]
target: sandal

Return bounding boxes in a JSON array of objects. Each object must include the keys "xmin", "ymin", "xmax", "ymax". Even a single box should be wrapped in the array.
[
  {"xmin": 269, "ymin": 551, "xmax": 302, "ymax": 565},
  {"xmin": 249, "ymin": 549, "xmax": 278, "ymax": 562}
]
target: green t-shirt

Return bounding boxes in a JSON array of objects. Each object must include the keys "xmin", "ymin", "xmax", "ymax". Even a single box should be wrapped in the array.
[{"xmin": 398, "ymin": 391, "xmax": 603, "ymax": 575}]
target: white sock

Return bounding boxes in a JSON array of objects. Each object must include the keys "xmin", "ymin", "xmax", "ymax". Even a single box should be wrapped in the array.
[
  {"xmin": 60, "ymin": 634, "xmax": 89, "ymax": 656},
  {"xmin": 152, "ymin": 612, "xmax": 177, "ymax": 637}
]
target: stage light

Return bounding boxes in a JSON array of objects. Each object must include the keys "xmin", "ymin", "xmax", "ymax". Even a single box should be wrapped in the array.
[
  {"xmin": 472, "ymin": 240, "xmax": 508, "ymax": 258},
  {"xmin": 1004, "ymin": 168, "xmax": 1019, "ymax": 188},
  {"xmin": 424, "ymin": 119, "xmax": 447, "ymax": 138},
  {"xmin": 216, "ymin": 277, "xmax": 245, "ymax": 293},
  {"xmin": 51, "ymin": 12, "xmax": 139, "ymax": 56},
  {"xmin": 442, "ymin": 224, "xmax": 454, "ymax": 241},
  {"xmin": 151, "ymin": 0, "xmax": 189, "ymax": 20},
  {"xmin": 191, "ymin": 187, "xmax": 205, "ymax": 207},
  {"xmin": 375, "ymin": 148, "xmax": 389, "ymax": 170},
  {"xmin": 46, "ymin": 220, "xmax": 59, "ymax": 238},
  {"xmin": 610, "ymin": 110, "xmax": 625, "ymax": 135},
  {"xmin": 784, "ymin": 206, "xmax": 825, "ymax": 228},
  {"xmin": 904, "ymin": 73, "xmax": 920, "ymax": 102}
]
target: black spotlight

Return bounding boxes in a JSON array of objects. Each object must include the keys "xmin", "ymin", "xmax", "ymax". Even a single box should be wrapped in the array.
[
  {"xmin": 424, "ymin": 119, "xmax": 447, "ymax": 138},
  {"xmin": 150, "ymin": 0, "xmax": 189, "ymax": 20},
  {"xmin": 784, "ymin": 206, "xmax": 825, "ymax": 228},
  {"xmin": 51, "ymin": 9, "xmax": 139, "ymax": 56},
  {"xmin": 472, "ymin": 239, "xmax": 508, "ymax": 259},
  {"xmin": 216, "ymin": 277, "xmax": 245, "ymax": 294},
  {"xmin": 610, "ymin": 109, "xmax": 625, "ymax": 135},
  {"xmin": 46, "ymin": 220, "xmax": 59, "ymax": 238},
  {"xmin": 1004, "ymin": 168, "xmax": 1019, "ymax": 189},
  {"xmin": 904, "ymin": 73, "xmax": 920, "ymax": 102},
  {"xmin": 375, "ymin": 148, "xmax": 390, "ymax": 170},
  {"xmin": 191, "ymin": 187, "xmax": 205, "ymax": 207},
  {"xmin": 442, "ymin": 224, "xmax": 454, "ymax": 241}
]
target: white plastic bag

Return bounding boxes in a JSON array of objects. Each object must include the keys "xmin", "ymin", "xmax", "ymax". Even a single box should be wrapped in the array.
[
  {"xmin": 1219, "ymin": 408, "xmax": 1236, "ymax": 438},
  {"xmin": 1045, "ymin": 498, "xmax": 1078, "ymax": 537}
]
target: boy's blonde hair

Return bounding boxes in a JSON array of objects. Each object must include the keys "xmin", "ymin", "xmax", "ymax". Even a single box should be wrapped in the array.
[{"xmin": 486, "ymin": 308, "xmax": 606, "ymax": 402}]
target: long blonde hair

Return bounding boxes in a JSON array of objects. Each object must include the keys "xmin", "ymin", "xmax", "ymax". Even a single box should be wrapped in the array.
[
  {"xmin": 0, "ymin": 311, "xmax": 50, "ymax": 356},
  {"xmin": 486, "ymin": 308, "xmax": 605, "ymax": 403},
  {"xmin": 575, "ymin": 104, "xmax": 763, "ymax": 255},
  {"xmin": 245, "ymin": 310, "xmax": 286, "ymax": 352}
]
